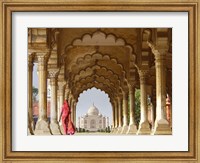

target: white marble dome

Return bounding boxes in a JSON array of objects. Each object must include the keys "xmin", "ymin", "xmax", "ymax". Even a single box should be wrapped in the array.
[{"xmin": 87, "ymin": 104, "xmax": 99, "ymax": 116}]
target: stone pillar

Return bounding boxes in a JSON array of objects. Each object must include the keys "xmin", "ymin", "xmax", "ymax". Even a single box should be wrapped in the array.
[
  {"xmin": 111, "ymin": 102, "xmax": 115, "ymax": 133},
  {"xmin": 35, "ymin": 53, "xmax": 51, "ymax": 135},
  {"xmin": 113, "ymin": 100, "xmax": 118, "ymax": 134},
  {"xmin": 57, "ymin": 95, "xmax": 60, "ymax": 121},
  {"xmin": 58, "ymin": 82, "xmax": 66, "ymax": 121},
  {"xmin": 49, "ymin": 69, "xmax": 61, "ymax": 135},
  {"xmin": 152, "ymin": 50, "xmax": 171, "ymax": 135},
  {"xmin": 116, "ymin": 96, "xmax": 122, "ymax": 133},
  {"xmin": 28, "ymin": 54, "xmax": 34, "ymax": 135},
  {"xmin": 136, "ymin": 70, "xmax": 151, "ymax": 135},
  {"xmin": 121, "ymin": 91, "xmax": 129, "ymax": 134},
  {"xmin": 73, "ymin": 101, "xmax": 77, "ymax": 128},
  {"xmin": 58, "ymin": 82, "xmax": 66, "ymax": 134},
  {"xmin": 127, "ymin": 84, "xmax": 137, "ymax": 134},
  {"xmin": 71, "ymin": 100, "xmax": 74, "ymax": 124}
]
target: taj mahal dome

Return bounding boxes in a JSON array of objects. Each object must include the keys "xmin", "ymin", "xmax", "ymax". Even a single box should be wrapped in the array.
[{"xmin": 77, "ymin": 104, "xmax": 109, "ymax": 132}]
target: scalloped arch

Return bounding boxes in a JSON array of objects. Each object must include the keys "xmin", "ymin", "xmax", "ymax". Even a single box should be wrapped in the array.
[
  {"xmin": 64, "ymin": 30, "xmax": 136, "ymax": 61},
  {"xmin": 72, "ymin": 30, "xmax": 126, "ymax": 46},
  {"xmin": 70, "ymin": 52, "xmax": 124, "ymax": 71},
  {"xmin": 72, "ymin": 75, "xmax": 119, "ymax": 95},
  {"xmin": 75, "ymin": 82, "xmax": 114, "ymax": 100},
  {"xmin": 72, "ymin": 74, "xmax": 121, "ymax": 90},
  {"xmin": 69, "ymin": 65, "xmax": 126, "ymax": 86},
  {"xmin": 76, "ymin": 87, "xmax": 112, "ymax": 103}
]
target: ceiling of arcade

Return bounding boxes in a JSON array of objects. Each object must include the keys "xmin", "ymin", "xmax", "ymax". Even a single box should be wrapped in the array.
[{"xmin": 28, "ymin": 28, "xmax": 172, "ymax": 102}]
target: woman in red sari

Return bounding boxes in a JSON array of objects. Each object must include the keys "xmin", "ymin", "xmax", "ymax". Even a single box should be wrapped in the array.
[{"xmin": 59, "ymin": 100, "xmax": 75, "ymax": 135}]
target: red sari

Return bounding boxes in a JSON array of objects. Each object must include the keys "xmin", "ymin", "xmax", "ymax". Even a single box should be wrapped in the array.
[{"xmin": 61, "ymin": 100, "xmax": 75, "ymax": 135}]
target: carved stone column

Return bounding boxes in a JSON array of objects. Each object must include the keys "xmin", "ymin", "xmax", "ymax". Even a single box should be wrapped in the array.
[
  {"xmin": 35, "ymin": 53, "xmax": 51, "ymax": 135},
  {"xmin": 116, "ymin": 96, "xmax": 122, "ymax": 134},
  {"xmin": 111, "ymin": 102, "xmax": 115, "ymax": 133},
  {"xmin": 49, "ymin": 69, "xmax": 61, "ymax": 135},
  {"xmin": 28, "ymin": 54, "xmax": 34, "ymax": 135},
  {"xmin": 57, "ymin": 81, "xmax": 66, "ymax": 134},
  {"xmin": 136, "ymin": 70, "xmax": 151, "ymax": 135},
  {"xmin": 127, "ymin": 84, "xmax": 137, "ymax": 134},
  {"xmin": 73, "ymin": 101, "xmax": 77, "ymax": 128},
  {"xmin": 152, "ymin": 49, "xmax": 171, "ymax": 135},
  {"xmin": 113, "ymin": 100, "xmax": 118, "ymax": 134},
  {"xmin": 58, "ymin": 81, "xmax": 66, "ymax": 121},
  {"xmin": 71, "ymin": 100, "xmax": 75, "ymax": 124},
  {"xmin": 121, "ymin": 91, "xmax": 129, "ymax": 134}
]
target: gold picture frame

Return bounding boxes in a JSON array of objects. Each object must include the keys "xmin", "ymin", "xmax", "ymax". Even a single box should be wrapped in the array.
[{"xmin": 0, "ymin": 0, "xmax": 199, "ymax": 162}]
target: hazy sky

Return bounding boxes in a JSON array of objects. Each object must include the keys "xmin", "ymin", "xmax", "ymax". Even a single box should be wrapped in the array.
[
  {"xmin": 76, "ymin": 88, "xmax": 112, "ymax": 126},
  {"xmin": 32, "ymin": 64, "xmax": 113, "ymax": 126}
]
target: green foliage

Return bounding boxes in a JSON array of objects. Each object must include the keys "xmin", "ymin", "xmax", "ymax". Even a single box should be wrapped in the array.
[
  {"xmin": 135, "ymin": 89, "xmax": 141, "ymax": 127},
  {"xmin": 32, "ymin": 86, "xmax": 38, "ymax": 101}
]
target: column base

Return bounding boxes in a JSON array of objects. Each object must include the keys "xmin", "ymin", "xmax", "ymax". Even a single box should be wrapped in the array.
[
  {"xmin": 28, "ymin": 120, "xmax": 35, "ymax": 135},
  {"xmin": 34, "ymin": 119, "xmax": 52, "ymax": 135},
  {"xmin": 127, "ymin": 124, "xmax": 137, "ymax": 134},
  {"xmin": 121, "ymin": 125, "xmax": 129, "ymax": 134},
  {"xmin": 116, "ymin": 127, "xmax": 122, "ymax": 134},
  {"xmin": 28, "ymin": 128, "xmax": 34, "ymax": 135},
  {"xmin": 113, "ymin": 128, "xmax": 118, "ymax": 134},
  {"xmin": 152, "ymin": 119, "xmax": 172, "ymax": 135},
  {"xmin": 59, "ymin": 124, "xmax": 65, "ymax": 135},
  {"xmin": 111, "ymin": 128, "xmax": 115, "ymax": 133},
  {"xmin": 50, "ymin": 122, "xmax": 61, "ymax": 135},
  {"xmin": 136, "ymin": 121, "xmax": 151, "ymax": 135}
]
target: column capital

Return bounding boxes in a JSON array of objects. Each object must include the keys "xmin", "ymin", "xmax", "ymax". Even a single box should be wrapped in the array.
[
  {"xmin": 48, "ymin": 69, "xmax": 59, "ymax": 78},
  {"xmin": 147, "ymin": 41, "xmax": 167, "ymax": 59},
  {"xmin": 128, "ymin": 81, "xmax": 136, "ymax": 90},
  {"xmin": 36, "ymin": 52, "xmax": 49, "ymax": 64},
  {"xmin": 138, "ymin": 69, "xmax": 149, "ymax": 84},
  {"xmin": 58, "ymin": 81, "xmax": 66, "ymax": 88},
  {"xmin": 117, "ymin": 96, "xmax": 122, "ymax": 101},
  {"xmin": 28, "ymin": 53, "xmax": 35, "ymax": 63},
  {"xmin": 122, "ymin": 90, "xmax": 128, "ymax": 99}
]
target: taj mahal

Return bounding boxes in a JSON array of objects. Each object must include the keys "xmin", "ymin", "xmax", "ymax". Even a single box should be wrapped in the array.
[{"xmin": 77, "ymin": 104, "xmax": 109, "ymax": 132}]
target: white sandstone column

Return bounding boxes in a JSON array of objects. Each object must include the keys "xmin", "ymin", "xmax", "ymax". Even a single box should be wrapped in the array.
[
  {"xmin": 73, "ymin": 101, "xmax": 77, "ymax": 128},
  {"xmin": 136, "ymin": 70, "xmax": 151, "ymax": 135},
  {"xmin": 28, "ymin": 54, "xmax": 34, "ymax": 135},
  {"xmin": 49, "ymin": 69, "xmax": 61, "ymax": 135},
  {"xmin": 113, "ymin": 100, "xmax": 118, "ymax": 134},
  {"xmin": 71, "ymin": 100, "xmax": 74, "ymax": 124},
  {"xmin": 116, "ymin": 96, "xmax": 122, "ymax": 133},
  {"xmin": 111, "ymin": 102, "xmax": 115, "ymax": 133},
  {"xmin": 57, "ymin": 82, "xmax": 66, "ymax": 134},
  {"xmin": 121, "ymin": 91, "xmax": 129, "ymax": 134},
  {"xmin": 35, "ymin": 53, "xmax": 51, "ymax": 135},
  {"xmin": 152, "ymin": 50, "xmax": 171, "ymax": 135},
  {"xmin": 58, "ymin": 82, "xmax": 66, "ymax": 119},
  {"xmin": 127, "ymin": 84, "xmax": 137, "ymax": 134}
]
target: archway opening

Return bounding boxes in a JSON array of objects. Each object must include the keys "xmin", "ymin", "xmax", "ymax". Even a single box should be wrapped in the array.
[{"xmin": 76, "ymin": 87, "xmax": 112, "ymax": 133}]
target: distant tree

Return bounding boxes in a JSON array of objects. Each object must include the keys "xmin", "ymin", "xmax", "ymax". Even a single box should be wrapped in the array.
[{"xmin": 32, "ymin": 86, "xmax": 38, "ymax": 102}]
